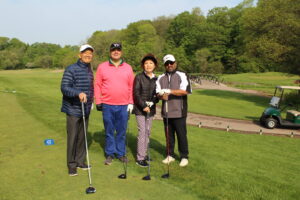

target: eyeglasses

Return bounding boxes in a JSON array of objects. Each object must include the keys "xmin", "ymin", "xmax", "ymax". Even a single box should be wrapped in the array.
[{"xmin": 164, "ymin": 61, "xmax": 175, "ymax": 66}]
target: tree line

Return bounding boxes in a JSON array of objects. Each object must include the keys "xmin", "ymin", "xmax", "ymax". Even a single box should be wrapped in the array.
[{"xmin": 0, "ymin": 0, "xmax": 299, "ymax": 75}]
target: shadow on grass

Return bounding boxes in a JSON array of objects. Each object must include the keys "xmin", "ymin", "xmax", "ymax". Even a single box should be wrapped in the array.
[
  {"xmin": 86, "ymin": 131, "xmax": 97, "ymax": 148},
  {"xmin": 91, "ymin": 129, "xmax": 167, "ymax": 160}
]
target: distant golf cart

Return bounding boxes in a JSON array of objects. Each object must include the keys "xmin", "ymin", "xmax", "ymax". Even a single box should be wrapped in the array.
[{"xmin": 260, "ymin": 86, "xmax": 300, "ymax": 129}]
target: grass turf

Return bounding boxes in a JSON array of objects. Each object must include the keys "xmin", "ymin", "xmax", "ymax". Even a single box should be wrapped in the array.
[
  {"xmin": 189, "ymin": 89, "xmax": 269, "ymax": 120},
  {"xmin": 221, "ymin": 72, "xmax": 300, "ymax": 95},
  {"xmin": 0, "ymin": 69, "xmax": 300, "ymax": 199}
]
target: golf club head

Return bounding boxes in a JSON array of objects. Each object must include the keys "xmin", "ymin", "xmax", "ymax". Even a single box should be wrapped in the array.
[
  {"xmin": 86, "ymin": 186, "xmax": 96, "ymax": 194},
  {"xmin": 142, "ymin": 175, "xmax": 151, "ymax": 181},
  {"xmin": 118, "ymin": 173, "xmax": 127, "ymax": 179},
  {"xmin": 161, "ymin": 173, "xmax": 170, "ymax": 179}
]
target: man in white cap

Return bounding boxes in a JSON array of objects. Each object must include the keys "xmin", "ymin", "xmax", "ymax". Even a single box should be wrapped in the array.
[
  {"xmin": 156, "ymin": 54, "xmax": 192, "ymax": 167},
  {"xmin": 61, "ymin": 44, "xmax": 94, "ymax": 176}
]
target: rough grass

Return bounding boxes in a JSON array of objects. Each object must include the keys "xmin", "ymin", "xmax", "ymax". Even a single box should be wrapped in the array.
[{"xmin": 0, "ymin": 69, "xmax": 300, "ymax": 200}]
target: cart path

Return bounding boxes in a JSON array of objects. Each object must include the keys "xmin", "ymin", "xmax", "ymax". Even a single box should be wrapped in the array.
[
  {"xmin": 153, "ymin": 80, "xmax": 299, "ymax": 137},
  {"xmin": 154, "ymin": 107, "xmax": 299, "ymax": 137}
]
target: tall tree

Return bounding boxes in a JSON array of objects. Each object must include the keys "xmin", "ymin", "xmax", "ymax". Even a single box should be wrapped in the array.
[
  {"xmin": 0, "ymin": 38, "xmax": 27, "ymax": 69},
  {"xmin": 23, "ymin": 43, "xmax": 60, "ymax": 68},
  {"xmin": 241, "ymin": 0, "xmax": 300, "ymax": 73}
]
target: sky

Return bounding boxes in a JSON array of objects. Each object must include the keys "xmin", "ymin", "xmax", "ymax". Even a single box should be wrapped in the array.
[{"xmin": 0, "ymin": 0, "xmax": 257, "ymax": 46}]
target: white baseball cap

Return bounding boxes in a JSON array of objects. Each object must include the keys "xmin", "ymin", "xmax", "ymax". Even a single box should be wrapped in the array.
[
  {"xmin": 163, "ymin": 54, "xmax": 176, "ymax": 64},
  {"xmin": 79, "ymin": 44, "xmax": 94, "ymax": 52}
]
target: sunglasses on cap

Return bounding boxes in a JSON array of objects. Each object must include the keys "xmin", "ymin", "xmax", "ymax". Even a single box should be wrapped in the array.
[{"xmin": 164, "ymin": 61, "xmax": 175, "ymax": 66}]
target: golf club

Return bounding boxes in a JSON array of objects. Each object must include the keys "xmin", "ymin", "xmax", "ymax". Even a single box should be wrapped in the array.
[
  {"xmin": 118, "ymin": 111, "xmax": 130, "ymax": 179},
  {"xmin": 161, "ymin": 100, "xmax": 170, "ymax": 179},
  {"xmin": 81, "ymin": 102, "xmax": 96, "ymax": 194},
  {"xmin": 142, "ymin": 112, "xmax": 151, "ymax": 181}
]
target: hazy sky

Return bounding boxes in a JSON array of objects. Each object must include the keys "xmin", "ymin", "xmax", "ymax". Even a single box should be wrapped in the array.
[{"xmin": 0, "ymin": 0, "xmax": 256, "ymax": 46}]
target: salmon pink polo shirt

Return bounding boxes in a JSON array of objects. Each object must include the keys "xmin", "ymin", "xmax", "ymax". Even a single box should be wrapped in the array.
[{"xmin": 94, "ymin": 60, "xmax": 134, "ymax": 105}]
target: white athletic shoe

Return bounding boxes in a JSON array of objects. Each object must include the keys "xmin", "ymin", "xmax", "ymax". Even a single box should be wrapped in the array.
[
  {"xmin": 179, "ymin": 158, "xmax": 188, "ymax": 167},
  {"xmin": 162, "ymin": 156, "xmax": 175, "ymax": 164}
]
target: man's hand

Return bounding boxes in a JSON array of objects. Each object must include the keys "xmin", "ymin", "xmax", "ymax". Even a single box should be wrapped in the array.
[
  {"xmin": 79, "ymin": 92, "xmax": 87, "ymax": 103},
  {"xmin": 96, "ymin": 104, "xmax": 103, "ymax": 111},
  {"xmin": 127, "ymin": 104, "xmax": 134, "ymax": 113},
  {"xmin": 162, "ymin": 93, "xmax": 169, "ymax": 101}
]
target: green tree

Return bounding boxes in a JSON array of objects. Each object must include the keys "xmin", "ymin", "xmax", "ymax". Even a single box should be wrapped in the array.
[
  {"xmin": 121, "ymin": 20, "xmax": 162, "ymax": 70},
  {"xmin": 52, "ymin": 46, "xmax": 77, "ymax": 68},
  {"xmin": 0, "ymin": 37, "xmax": 10, "ymax": 50},
  {"xmin": 193, "ymin": 48, "xmax": 212, "ymax": 73},
  {"xmin": 23, "ymin": 43, "xmax": 60, "ymax": 68},
  {"xmin": 193, "ymin": 48, "xmax": 224, "ymax": 74},
  {"xmin": 0, "ymin": 38, "xmax": 27, "ymax": 69},
  {"xmin": 241, "ymin": 0, "xmax": 300, "ymax": 73},
  {"xmin": 152, "ymin": 16, "xmax": 174, "ymax": 39},
  {"xmin": 167, "ymin": 9, "xmax": 205, "ymax": 48}
]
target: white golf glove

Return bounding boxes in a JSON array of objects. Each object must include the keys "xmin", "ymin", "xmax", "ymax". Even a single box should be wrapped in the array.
[
  {"xmin": 157, "ymin": 89, "xmax": 164, "ymax": 96},
  {"xmin": 162, "ymin": 89, "xmax": 171, "ymax": 94},
  {"xmin": 127, "ymin": 104, "xmax": 134, "ymax": 113},
  {"xmin": 145, "ymin": 101, "xmax": 154, "ymax": 108}
]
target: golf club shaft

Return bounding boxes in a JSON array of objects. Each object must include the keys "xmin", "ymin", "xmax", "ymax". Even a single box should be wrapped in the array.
[
  {"xmin": 124, "ymin": 112, "xmax": 130, "ymax": 176},
  {"xmin": 146, "ymin": 112, "xmax": 151, "ymax": 177},
  {"xmin": 165, "ymin": 100, "xmax": 170, "ymax": 175},
  {"xmin": 81, "ymin": 102, "xmax": 92, "ymax": 186}
]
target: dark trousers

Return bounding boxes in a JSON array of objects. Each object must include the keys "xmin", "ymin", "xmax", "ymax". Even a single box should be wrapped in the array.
[
  {"xmin": 66, "ymin": 114, "xmax": 89, "ymax": 169},
  {"xmin": 163, "ymin": 117, "xmax": 189, "ymax": 159}
]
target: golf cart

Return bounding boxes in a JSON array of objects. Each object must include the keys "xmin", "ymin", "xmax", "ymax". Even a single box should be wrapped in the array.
[{"xmin": 260, "ymin": 86, "xmax": 300, "ymax": 129}]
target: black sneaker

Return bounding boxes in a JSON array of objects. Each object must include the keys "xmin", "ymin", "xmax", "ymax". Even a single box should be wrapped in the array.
[
  {"xmin": 68, "ymin": 168, "xmax": 78, "ymax": 176},
  {"xmin": 118, "ymin": 156, "xmax": 128, "ymax": 163},
  {"xmin": 136, "ymin": 160, "xmax": 148, "ymax": 167},
  {"xmin": 104, "ymin": 156, "xmax": 113, "ymax": 165},
  {"xmin": 77, "ymin": 163, "xmax": 91, "ymax": 170}
]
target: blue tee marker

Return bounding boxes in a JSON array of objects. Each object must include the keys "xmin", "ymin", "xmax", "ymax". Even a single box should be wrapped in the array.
[{"xmin": 44, "ymin": 139, "xmax": 55, "ymax": 145}]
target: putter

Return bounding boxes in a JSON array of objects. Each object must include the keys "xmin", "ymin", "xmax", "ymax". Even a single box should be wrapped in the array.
[
  {"xmin": 142, "ymin": 112, "xmax": 151, "ymax": 181},
  {"xmin": 118, "ymin": 112, "xmax": 130, "ymax": 179},
  {"xmin": 161, "ymin": 100, "xmax": 170, "ymax": 179},
  {"xmin": 81, "ymin": 102, "xmax": 96, "ymax": 194}
]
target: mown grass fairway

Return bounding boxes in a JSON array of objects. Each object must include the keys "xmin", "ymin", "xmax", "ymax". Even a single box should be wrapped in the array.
[
  {"xmin": 189, "ymin": 89, "xmax": 269, "ymax": 120},
  {"xmin": 221, "ymin": 72, "xmax": 300, "ymax": 94},
  {"xmin": 0, "ymin": 69, "xmax": 300, "ymax": 200}
]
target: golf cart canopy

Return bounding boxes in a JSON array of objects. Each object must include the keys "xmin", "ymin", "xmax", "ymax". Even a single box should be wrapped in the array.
[
  {"xmin": 276, "ymin": 86, "xmax": 300, "ymax": 90},
  {"xmin": 269, "ymin": 86, "xmax": 300, "ymax": 107}
]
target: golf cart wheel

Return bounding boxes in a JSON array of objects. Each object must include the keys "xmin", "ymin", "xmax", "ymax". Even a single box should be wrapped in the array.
[{"xmin": 265, "ymin": 118, "xmax": 277, "ymax": 129}]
